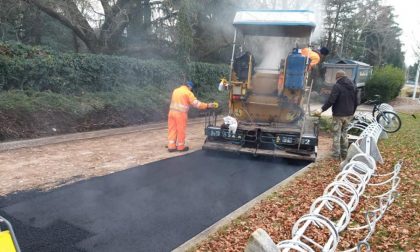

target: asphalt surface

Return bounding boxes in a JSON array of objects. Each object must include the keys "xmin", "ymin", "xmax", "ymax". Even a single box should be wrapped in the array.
[{"xmin": 0, "ymin": 151, "xmax": 308, "ymax": 252}]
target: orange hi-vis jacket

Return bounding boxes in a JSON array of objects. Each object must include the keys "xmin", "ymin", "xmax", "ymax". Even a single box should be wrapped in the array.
[
  {"xmin": 301, "ymin": 48, "xmax": 320, "ymax": 69},
  {"xmin": 169, "ymin": 85, "xmax": 209, "ymax": 112},
  {"xmin": 168, "ymin": 85, "xmax": 208, "ymax": 150}
]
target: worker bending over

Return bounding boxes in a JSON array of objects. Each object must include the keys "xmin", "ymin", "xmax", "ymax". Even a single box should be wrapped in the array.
[
  {"xmin": 168, "ymin": 81, "xmax": 217, "ymax": 152},
  {"xmin": 301, "ymin": 47, "xmax": 329, "ymax": 69}
]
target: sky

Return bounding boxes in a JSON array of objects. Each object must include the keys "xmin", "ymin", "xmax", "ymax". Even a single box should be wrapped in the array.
[{"xmin": 384, "ymin": 0, "xmax": 420, "ymax": 66}]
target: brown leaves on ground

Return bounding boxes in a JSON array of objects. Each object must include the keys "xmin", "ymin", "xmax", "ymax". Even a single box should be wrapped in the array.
[{"xmin": 194, "ymin": 114, "xmax": 419, "ymax": 251}]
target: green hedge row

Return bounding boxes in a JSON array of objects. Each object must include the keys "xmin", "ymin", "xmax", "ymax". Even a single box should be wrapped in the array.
[
  {"xmin": 365, "ymin": 66, "xmax": 405, "ymax": 102},
  {"xmin": 0, "ymin": 42, "xmax": 229, "ymax": 95},
  {"xmin": 0, "ymin": 87, "xmax": 170, "ymax": 122}
]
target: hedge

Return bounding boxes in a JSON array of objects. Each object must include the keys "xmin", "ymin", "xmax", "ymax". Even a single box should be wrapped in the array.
[
  {"xmin": 0, "ymin": 42, "xmax": 229, "ymax": 95},
  {"xmin": 365, "ymin": 66, "xmax": 405, "ymax": 102},
  {"xmin": 0, "ymin": 42, "xmax": 230, "ymax": 140}
]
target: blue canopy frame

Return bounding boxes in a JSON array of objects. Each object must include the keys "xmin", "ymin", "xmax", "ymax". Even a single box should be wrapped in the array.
[{"xmin": 233, "ymin": 10, "xmax": 316, "ymax": 37}]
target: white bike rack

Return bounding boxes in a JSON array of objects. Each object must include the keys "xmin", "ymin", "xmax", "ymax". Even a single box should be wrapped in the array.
[
  {"xmin": 347, "ymin": 103, "xmax": 397, "ymax": 139},
  {"xmin": 245, "ymin": 121, "xmax": 403, "ymax": 252}
]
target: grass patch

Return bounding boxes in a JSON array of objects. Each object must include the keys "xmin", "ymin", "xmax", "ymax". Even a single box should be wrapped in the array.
[
  {"xmin": 0, "ymin": 87, "xmax": 168, "ymax": 117},
  {"xmin": 319, "ymin": 116, "xmax": 333, "ymax": 133}
]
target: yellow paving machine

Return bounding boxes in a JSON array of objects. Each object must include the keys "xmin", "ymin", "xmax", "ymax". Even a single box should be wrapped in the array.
[{"xmin": 203, "ymin": 10, "xmax": 320, "ymax": 161}]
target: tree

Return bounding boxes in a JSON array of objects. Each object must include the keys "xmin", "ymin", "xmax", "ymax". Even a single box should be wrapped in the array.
[
  {"xmin": 22, "ymin": 0, "xmax": 128, "ymax": 52},
  {"xmin": 324, "ymin": 0, "xmax": 357, "ymax": 55},
  {"xmin": 322, "ymin": 0, "xmax": 404, "ymax": 67},
  {"xmin": 175, "ymin": 0, "xmax": 193, "ymax": 67},
  {"xmin": 168, "ymin": 0, "xmax": 242, "ymax": 62},
  {"xmin": 185, "ymin": 0, "xmax": 238, "ymax": 62},
  {"xmin": 362, "ymin": 5, "xmax": 404, "ymax": 67},
  {"xmin": 21, "ymin": 0, "xmax": 180, "ymax": 54},
  {"xmin": 0, "ymin": 0, "xmax": 26, "ymax": 41},
  {"xmin": 407, "ymin": 62, "xmax": 419, "ymax": 81},
  {"xmin": 0, "ymin": 0, "xmax": 77, "ymax": 51}
]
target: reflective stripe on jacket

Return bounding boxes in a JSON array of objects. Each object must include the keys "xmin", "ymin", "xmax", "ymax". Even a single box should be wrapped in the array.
[{"xmin": 169, "ymin": 85, "xmax": 208, "ymax": 113}]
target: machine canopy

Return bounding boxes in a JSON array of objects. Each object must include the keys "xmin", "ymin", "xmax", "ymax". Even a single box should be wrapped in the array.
[{"xmin": 233, "ymin": 10, "xmax": 316, "ymax": 37}]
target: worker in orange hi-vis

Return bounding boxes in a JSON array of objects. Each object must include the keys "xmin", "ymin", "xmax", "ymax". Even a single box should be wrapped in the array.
[
  {"xmin": 301, "ymin": 48, "xmax": 320, "ymax": 69},
  {"xmin": 301, "ymin": 47, "xmax": 330, "ymax": 88},
  {"xmin": 168, "ymin": 81, "xmax": 217, "ymax": 152},
  {"xmin": 301, "ymin": 47, "xmax": 330, "ymax": 69}
]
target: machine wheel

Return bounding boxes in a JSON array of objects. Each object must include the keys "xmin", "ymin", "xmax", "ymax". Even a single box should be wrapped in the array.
[{"xmin": 376, "ymin": 111, "xmax": 401, "ymax": 133}]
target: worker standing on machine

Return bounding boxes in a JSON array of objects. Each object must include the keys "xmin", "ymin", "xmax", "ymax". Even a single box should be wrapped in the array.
[{"xmin": 168, "ymin": 81, "xmax": 217, "ymax": 152}]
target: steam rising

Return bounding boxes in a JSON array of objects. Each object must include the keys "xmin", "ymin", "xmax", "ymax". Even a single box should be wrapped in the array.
[
  {"xmin": 249, "ymin": 37, "xmax": 307, "ymax": 71},
  {"xmin": 242, "ymin": 0, "xmax": 326, "ymax": 70}
]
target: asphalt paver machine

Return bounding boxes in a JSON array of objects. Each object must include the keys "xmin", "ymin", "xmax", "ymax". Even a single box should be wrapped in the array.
[{"xmin": 203, "ymin": 10, "xmax": 320, "ymax": 161}]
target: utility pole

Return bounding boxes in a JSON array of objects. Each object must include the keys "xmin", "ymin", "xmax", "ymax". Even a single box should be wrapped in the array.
[{"xmin": 413, "ymin": 60, "xmax": 420, "ymax": 100}]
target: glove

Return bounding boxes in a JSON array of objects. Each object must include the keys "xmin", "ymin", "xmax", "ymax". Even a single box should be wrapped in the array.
[
  {"xmin": 208, "ymin": 102, "xmax": 219, "ymax": 109},
  {"xmin": 313, "ymin": 109, "xmax": 323, "ymax": 117}
]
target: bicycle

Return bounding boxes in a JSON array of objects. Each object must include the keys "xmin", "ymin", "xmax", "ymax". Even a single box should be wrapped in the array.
[
  {"xmin": 347, "ymin": 95, "xmax": 401, "ymax": 135},
  {"xmin": 368, "ymin": 95, "xmax": 401, "ymax": 133}
]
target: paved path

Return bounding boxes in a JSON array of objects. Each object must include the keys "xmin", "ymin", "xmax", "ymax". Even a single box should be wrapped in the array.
[{"xmin": 0, "ymin": 151, "xmax": 308, "ymax": 252}]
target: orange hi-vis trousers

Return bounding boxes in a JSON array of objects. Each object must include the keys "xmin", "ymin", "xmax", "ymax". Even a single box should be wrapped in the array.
[{"xmin": 168, "ymin": 110, "xmax": 188, "ymax": 151}]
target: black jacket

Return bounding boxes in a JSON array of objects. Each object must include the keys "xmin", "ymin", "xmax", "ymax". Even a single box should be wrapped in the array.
[{"xmin": 322, "ymin": 76, "xmax": 357, "ymax": 116}]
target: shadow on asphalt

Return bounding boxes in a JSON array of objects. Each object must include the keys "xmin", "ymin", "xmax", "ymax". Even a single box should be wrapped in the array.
[{"xmin": 0, "ymin": 150, "xmax": 309, "ymax": 252}]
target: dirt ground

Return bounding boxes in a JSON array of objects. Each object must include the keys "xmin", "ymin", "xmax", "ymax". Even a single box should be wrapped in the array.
[
  {"xmin": 1, "ymin": 98, "xmax": 417, "ymax": 197},
  {"xmin": 0, "ymin": 120, "xmax": 331, "ymax": 196},
  {"xmin": 390, "ymin": 97, "xmax": 420, "ymax": 113}
]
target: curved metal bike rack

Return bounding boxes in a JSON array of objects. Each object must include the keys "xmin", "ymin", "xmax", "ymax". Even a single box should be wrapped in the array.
[{"xmin": 245, "ymin": 119, "xmax": 403, "ymax": 252}]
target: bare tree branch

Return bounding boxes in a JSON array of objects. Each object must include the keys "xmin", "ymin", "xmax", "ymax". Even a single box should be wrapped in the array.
[
  {"xmin": 24, "ymin": 0, "xmax": 99, "ymax": 51},
  {"xmin": 100, "ymin": 0, "xmax": 112, "ymax": 17}
]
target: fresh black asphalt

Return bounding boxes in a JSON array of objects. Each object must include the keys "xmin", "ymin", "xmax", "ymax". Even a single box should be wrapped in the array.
[{"xmin": 0, "ymin": 150, "xmax": 308, "ymax": 252}]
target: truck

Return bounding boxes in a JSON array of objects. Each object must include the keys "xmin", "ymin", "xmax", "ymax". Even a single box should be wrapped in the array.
[
  {"xmin": 202, "ymin": 10, "xmax": 320, "ymax": 161},
  {"xmin": 318, "ymin": 59, "xmax": 373, "ymax": 104}
]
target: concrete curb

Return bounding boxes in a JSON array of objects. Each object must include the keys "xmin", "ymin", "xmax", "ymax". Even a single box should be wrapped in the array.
[
  {"xmin": 0, "ymin": 118, "xmax": 205, "ymax": 152},
  {"xmin": 172, "ymin": 162, "xmax": 316, "ymax": 252}
]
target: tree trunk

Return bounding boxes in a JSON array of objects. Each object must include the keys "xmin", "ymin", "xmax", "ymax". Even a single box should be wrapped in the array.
[
  {"xmin": 329, "ymin": 2, "xmax": 343, "ymax": 55},
  {"xmin": 33, "ymin": 9, "xmax": 42, "ymax": 44},
  {"xmin": 24, "ymin": 0, "xmax": 116, "ymax": 53},
  {"xmin": 127, "ymin": 0, "xmax": 151, "ymax": 45},
  {"xmin": 73, "ymin": 31, "xmax": 80, "ymax": 53}
]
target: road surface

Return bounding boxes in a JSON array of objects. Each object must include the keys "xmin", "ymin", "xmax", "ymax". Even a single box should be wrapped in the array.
[{"xmin": 0, "ymin": 151, "xmax": 308, "ymax": 252}]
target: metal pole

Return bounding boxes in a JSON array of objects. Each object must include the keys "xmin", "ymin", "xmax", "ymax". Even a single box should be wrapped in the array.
[
  {"xmin": 297, "ymin": 32, "xmax": 314, "ymax": 150},
  {"xmin": 413, "ymin": 61, "xmax": 420, "ymax": 100},
  {"xmin": 229, "ymin": 29, "xmax": 237, "ymax": 85}
]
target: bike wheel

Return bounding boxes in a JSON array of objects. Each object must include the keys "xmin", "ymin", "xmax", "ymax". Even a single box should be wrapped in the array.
[{"xmin": 376, "ymin": 111, "xmax": 401, "ymax": 133}]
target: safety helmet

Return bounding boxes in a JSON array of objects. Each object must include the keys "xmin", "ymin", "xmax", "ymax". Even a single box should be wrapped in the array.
[{"xmin": 186, "ymin": 81, "xmax": 195, "ymax": 89}]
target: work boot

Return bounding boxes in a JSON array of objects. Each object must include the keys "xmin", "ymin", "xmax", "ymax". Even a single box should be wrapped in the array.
[
  {"xmin": 168, "ymin": 148, "xmax": 177, "ymax": 153},
  {"xmin": 178, "ymin": 146, "xmax": 189, "ymax": 152}
]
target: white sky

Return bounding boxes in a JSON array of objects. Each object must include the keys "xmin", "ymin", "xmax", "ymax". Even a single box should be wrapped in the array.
[{"xmin": 384, "ymin": 0, "xmax": 420, "ymax": 66}]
